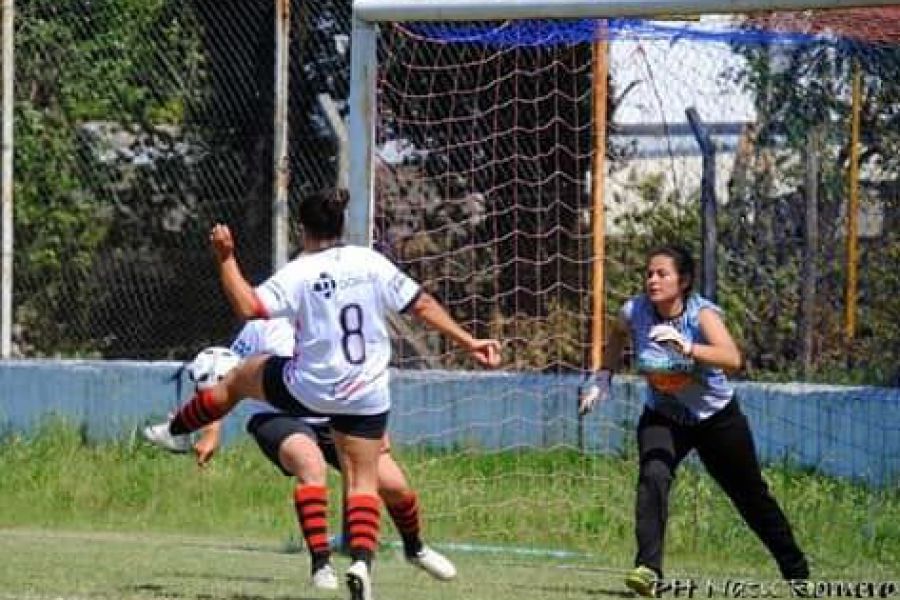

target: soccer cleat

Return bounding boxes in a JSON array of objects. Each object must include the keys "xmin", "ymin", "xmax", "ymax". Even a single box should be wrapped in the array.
[
  {"xmin": 141, "ymin": 421, "xmax": 192, "ymax": 454},
  {"xmin": 625, "ymin": 565, "xmax": 659, "ymax": 598},
  {"xmin": 311, "ymin": 563, "xmax": 339, "ymax": 591},
  {"xmin": 346, "ymin": 560, "xmax": 373, "ymax": 600},
  {"xmin": 407, "ymin": 546, "xmax": 457, "ymax": 581}
]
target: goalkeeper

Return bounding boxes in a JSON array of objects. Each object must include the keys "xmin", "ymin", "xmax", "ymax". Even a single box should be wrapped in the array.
[
  {"xmin": 147, "ymin": 317, "xmax": 456, "ymax": 590},
  {"xmin": 578, "ymin": 245, "xmax": 808, "ymax": 597}
]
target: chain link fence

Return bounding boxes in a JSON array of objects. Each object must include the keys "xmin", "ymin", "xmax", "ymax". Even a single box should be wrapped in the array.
[
  {"xmin": 5, "ymin": 0, "xmax": 345, "ymax": 358},
  {"xmin": 3, "ymin": 3, "xmax": 899, "ymax": 384}
]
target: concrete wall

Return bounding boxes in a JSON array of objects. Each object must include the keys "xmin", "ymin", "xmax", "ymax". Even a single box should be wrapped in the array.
[{"xmin": 1, "ymin": 361, "xmax": 898, "ymax": 486}]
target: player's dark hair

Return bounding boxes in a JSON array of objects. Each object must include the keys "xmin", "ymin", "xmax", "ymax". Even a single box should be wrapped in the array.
[
  {"xmin": 298, "ymin": 187, "xmax": 348, "ymax": 240},
  {"xmin": 648, "ymin": 244, "xmax": 695, "ymax": 298}
]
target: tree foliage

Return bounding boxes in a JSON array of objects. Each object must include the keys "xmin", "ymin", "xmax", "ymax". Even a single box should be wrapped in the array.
[
  {"xmin": 724, "ymin": 31, "xmax": 900, "ymax": 382},
  {"xmin": 12, "ymin": 1, "xmax": 284, "ymax": 357}
]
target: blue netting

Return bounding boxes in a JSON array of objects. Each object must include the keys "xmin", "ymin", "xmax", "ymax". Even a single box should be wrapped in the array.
[{"xmin": 405, "ymin": 18, "xmax": 820, "ymax": 47}]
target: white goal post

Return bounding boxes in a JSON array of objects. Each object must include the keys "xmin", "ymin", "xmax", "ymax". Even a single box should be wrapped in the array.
[{"xmin": 346, "ymin": 0, "xmax": 897, "ymax": 246}]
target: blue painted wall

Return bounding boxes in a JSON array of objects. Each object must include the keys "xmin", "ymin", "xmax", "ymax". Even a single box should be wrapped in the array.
[{"xmin": 1, "ymin": 361, "xmax": 898, "ymax": 486}]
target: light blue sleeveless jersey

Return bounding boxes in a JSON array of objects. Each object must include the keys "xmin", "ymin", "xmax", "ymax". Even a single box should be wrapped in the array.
[{"xmin": 622, "ymin": 293, "xmax": 733, "ymax": 424}]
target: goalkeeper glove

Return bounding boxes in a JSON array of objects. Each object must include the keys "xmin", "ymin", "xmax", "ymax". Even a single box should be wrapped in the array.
[
  {"xmin": 577, "ymin": 370, "xmax": 612, "ymax": 416},
  {"xmin": 648, "ymin": 324, "xmax": 693, "ymax": 356}
]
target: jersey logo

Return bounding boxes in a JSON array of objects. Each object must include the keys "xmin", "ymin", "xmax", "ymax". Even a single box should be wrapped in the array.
[
  {"xmin": 312, "ymin": 272, "xmax": 336, "ymax": 299},
  {"xmin": 232, "ymin": 339, "xmax": 253, "ymax": 358},
  {"xmin": 647, "ymin": 372, "xmax": 694, "ymax": 394}
]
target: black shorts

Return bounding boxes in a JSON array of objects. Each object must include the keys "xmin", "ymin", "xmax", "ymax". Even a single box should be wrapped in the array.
[
  {"xmin": 246, "ymin": 413, "xmax": 340, "ymax": 476},
  {"xmin": 261, "ymin": 355, "xmax": 390, "ymax": 439}
]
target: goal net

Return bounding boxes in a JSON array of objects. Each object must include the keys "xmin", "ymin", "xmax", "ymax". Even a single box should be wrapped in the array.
[{"xmin": 364, "ymin": 7, "xmax": 900, "ymax": 566}]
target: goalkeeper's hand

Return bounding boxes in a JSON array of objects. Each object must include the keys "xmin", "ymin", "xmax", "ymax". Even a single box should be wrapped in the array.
[
  {"xmin": 577, "ymin": 370, "xmax": 612, "ymax": 416},
  {"xmin": 649, "ymin": 324, "xmax": 693, "ymax": 356}
]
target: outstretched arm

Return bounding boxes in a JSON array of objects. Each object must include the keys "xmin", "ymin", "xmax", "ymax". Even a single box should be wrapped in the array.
[
  {"xmin": 210, "ymin": 224, "xmax": 268, "ymax": 320},
  {"xmin": 408, "ymin": 292, "xmax": 501, "ymax": 368},
  {"xmin": 578, "ymin": 316, "xmax": 629, "ymax": 415}
]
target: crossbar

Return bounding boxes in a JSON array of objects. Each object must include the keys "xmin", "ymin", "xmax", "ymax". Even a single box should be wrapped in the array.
[{"xmin": 353, "ymin": 0, "xmax": 898, "ymax": 22}]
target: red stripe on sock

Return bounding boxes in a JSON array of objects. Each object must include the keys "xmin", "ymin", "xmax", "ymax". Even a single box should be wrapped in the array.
[
  {"xmin": 347, "ymin": 494, "xmax": 381, "ymax": 553},
  {"xmin": 180, "ymin": 402, "xmax": 201, "ymax": 431},
  {"xmin": 308, "ymin": 532, "xmax": 329, "ymax": 551},
  {"xmin": 294, "ymin": 485, "xmax": 330, "ymax": 555},
  {"xmin": 173, "ymin": 389, "xmax": 226, "ymax": 433},
  {"xmin": 197, "ymin": 389, "xmax": 227, "ymax": 421},
  {"xmin": 387, "ymin": 492, "xmax": 421, "ymax": 537}
]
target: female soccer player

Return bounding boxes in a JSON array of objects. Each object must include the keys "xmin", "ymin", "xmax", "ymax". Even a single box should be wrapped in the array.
[
  {"xmin": 189, "ymin": 318, "xmax": 455, "ymax": 589},
  {"xmin": 152, "ymin": 188, "xmax": 501, "ymax": 600},
  {"xmin": 578, "ymin": 245, "xmax": 808, "ymax": 597}
]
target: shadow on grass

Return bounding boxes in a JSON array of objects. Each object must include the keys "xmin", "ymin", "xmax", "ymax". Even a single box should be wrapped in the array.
[
  {"xmin": 166, "ymin": 570, "xmax": 278, "ymax": 584},
  {"xmin": 125, "ymin": 584, "xmax": 318, "ymax": 600},
  {"xmin": 507, "ymin": 581, "xmax": 635, "ymax": 598}
]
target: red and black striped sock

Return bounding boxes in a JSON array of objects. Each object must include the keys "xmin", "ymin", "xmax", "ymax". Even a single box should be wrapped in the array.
[
  {"xmin": 169, "ymin": 388, "xmax": 228, "ymax": 435},
  {"xmin": 294, "ymin": 485, "xmax": 331, "ymax": 571},
  {"xmin": 347, "ymin": 494, "xmax": 381, "ymax": 566},
  {"xmin": 386, "ymin": 491, "xmax": 423, "ymax": 557}
]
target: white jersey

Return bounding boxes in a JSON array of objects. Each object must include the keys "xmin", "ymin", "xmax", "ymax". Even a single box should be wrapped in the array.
[
  {"xmin": 254, "ymin": 244, "xmax": 421, "ymax": 415},
  {"xmin": 228, "ymin": 317, "xmax": 335, "ymax": 423}
]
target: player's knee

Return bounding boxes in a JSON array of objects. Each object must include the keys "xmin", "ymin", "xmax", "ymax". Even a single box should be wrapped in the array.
[
  {"xmin": 375, "ymin": 459, "xmax": 410, "ymax": 500},
  {"xmin": 292, "ymin": 458, "xmax": 327, "ymax": 485},
  {"xmin": 280, "ymin": 442, "xmax": 328, "ymax": 484},
  {"xmin": 377, "ymin": 482, "xmax": 410, "ymax": 504},
  {"xmin": 640, "ymin": 459, "xmax": 674, "ymax": 487}
]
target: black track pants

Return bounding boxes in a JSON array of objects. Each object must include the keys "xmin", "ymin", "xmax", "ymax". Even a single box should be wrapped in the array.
[{"xmin": 634, "ymin": 400, "xmax": 809, "ymax": 580}]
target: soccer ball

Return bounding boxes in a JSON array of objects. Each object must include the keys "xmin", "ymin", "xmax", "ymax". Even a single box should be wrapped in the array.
[{"xmin": 186, "ymin": 346, "xmax": 241, "ymax": 390}]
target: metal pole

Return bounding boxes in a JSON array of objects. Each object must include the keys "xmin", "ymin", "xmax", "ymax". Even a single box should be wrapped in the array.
[
  {"xmin": 1, "ymin": 0, "xmax": 14, "ymax": 358},
  {"xmin": 318, "ymin": 93, "xmax": 349, "ymax": 190},
  {"xmin": 800, "ymin": 127, "xmax": 820, "ymax": 375},
  {"xmin": 580, "ymin": 29, "xmax": 609, "ymax": 452},
  {"xmin": 589, "ymin": 35, "xmax": 608, "ymax": 377},
  {"xmin": 686, "ymin": 107, "xmax": 717, "ymax": 301},
  {"xmin": 272, "ymin": 0, "xmax": 290, "ymax": 268},
  {"xmin": 845, "ymin": 60, "xmax": 861, "ymax": 350},
  {"xmin": 347, "ymin": 16, "xmax": 377, "ymax": 247}
]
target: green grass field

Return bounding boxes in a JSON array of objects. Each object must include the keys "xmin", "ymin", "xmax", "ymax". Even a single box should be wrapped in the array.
[
  {"xmin": 0, "ymin": 528, "xmax": 629, "ymax": 600},
  {"xmin": 0, "ymin": 418, "xmax": 898, "ymax": 599}
]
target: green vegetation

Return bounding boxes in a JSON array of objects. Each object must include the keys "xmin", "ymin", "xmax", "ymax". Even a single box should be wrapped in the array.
[
  {"xmin": 12, "ymin": 2, "xmax": 276, "ymax": 359},
  {"xmin": 724, "ymin": 34, "xmax": 900, "ymax": 383},
  {"xmin": 1, "ymin": 419, "xmax": 897, "ymax": 581},
  {"xmin": 13, "ymin": 1, "xmax": 207, "ymax": 357}
]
